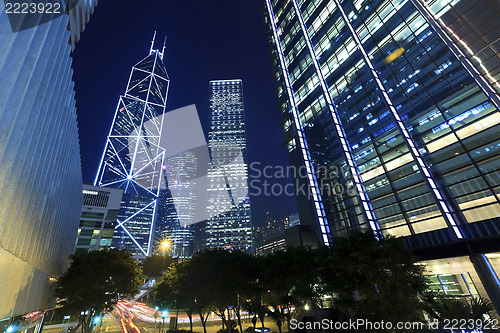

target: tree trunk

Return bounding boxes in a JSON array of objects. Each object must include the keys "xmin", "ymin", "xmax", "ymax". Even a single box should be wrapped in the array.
[
  {"xmin": 201, "ymin": 320, "xmax": 207, "ymax": 333},
  {"xmin": 188, "ymin": 313, "xmax": 193, "ymax": 332},
  {"xmin": 216, "ymin": 308, "xmax": 227, "ymax": 331},
  {"xmin": 227, "ymin": 307, "xmax": 232, "ymax": 333},
  {"xmin": 83, "ymin": 316, "xmax": 92, "ymax": 333},
  {"xmin": 234, "ymin": 307, "xmax": 243, "ymax": 333},
  {"xmin": 198, "ymin": 311, "xmax": 208, "ymax": 333},
  {"xmin": 311, "ymin": 302, "xmax": 325, "ymax": 333},
  {"xmin": 73, "ymin": 320, "xmax": 82, "ymax": 333},
  {"xmin": 284, "ymin": 307, "xmax": 292, "ymax": 333}
]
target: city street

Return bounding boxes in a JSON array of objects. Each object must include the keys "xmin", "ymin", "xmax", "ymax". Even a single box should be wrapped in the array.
[{"xmin": 42, "ymin": 301, "xmax": 285, "ymax": 333}]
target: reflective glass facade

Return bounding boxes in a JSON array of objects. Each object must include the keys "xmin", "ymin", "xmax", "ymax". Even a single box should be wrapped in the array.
[
  {"xmin": 264, "ymin": 0, "xmax": 500, "ymax": 246},
  {"xmin": 95, "ymin": 49, "xmax": 169, "ymax": 257},
  {"xmin": 158, "ymin": 152, "xmax": 197, "ymax": 259},
  {"xmin": 422, "ymin": 0, "xmax": 500, "ymax": 95},
  {"xmin": 205, "ymin": 80, "xmax": 252, "ymax": 251}
]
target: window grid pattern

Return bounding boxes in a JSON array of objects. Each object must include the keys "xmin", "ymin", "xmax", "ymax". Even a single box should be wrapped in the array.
[
  {"xmin": 265, "ymin": 0, "xmax": 332, "ymax": 245},
  {"xmin": 267, "ymin": 0, "xmax": 500, "ymax": 242},
  {"xmin": 291, "ymin": 0, "xmax": 381, "ymax": 236}
]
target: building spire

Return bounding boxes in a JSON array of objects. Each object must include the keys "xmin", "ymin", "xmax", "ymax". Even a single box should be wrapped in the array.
[
  {"xmin": 149, "ymin": 31, "xmax": 166, "ymax": 60},
  {"xmin": 149, "ymin": 31, "xmax": 157, "ymax": 56},
  {"xmin": 159, "ymin": 36, "xmax": 167, "ymax": 61}
]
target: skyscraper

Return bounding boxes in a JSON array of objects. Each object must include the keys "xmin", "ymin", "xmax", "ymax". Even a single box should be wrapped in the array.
[
  {"xmin": 159, "ymin": 151, "xmax": 197, "ymax": 259},
  {"xmin": 264, "ymin": 0, "xmax": 500, "ymax": 310},
  {"xmin": 204, "ymin": 79, "xmax": 252, "ymax": 251},
  {"xmin": 0, "ymin": 0, "xmax": 97, "ymax": 327},
  {"xmin": 75, "ymin": 185, "xmax": 124, "ymax": 253},
  {"xmin": 95, "ymin": 36, "xmax": 169, "ymax": 258}
]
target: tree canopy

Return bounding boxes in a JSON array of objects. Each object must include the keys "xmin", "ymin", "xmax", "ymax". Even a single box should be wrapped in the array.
[
  {"xmin": 153, "ymin": 231, "xmax": 436, "ymax": 332},
  {"xmin": 141, "ymin": 254, "xmax": 174, "ymax": 277},
  {"xmin": 56, "ymin": 248, "xmax": 143, "ymax": 333},
  {"xmin": 322, "ymin": 231, "xmax": 428, "ymax": 323}
]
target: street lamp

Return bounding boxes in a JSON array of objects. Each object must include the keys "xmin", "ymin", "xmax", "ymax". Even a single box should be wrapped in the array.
[{"xmin": 161, "ymin": 240, "xmax": 170, "ymax": 257}]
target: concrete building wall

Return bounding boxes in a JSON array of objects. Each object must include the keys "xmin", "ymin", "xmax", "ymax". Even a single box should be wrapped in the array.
[
  {"xmin": 68, "ymin": 0, "xmax": 99, "ymax": 50},
  {"xmin": 0, "ymin": 7, "xmax": 83, "ymax": 320}
]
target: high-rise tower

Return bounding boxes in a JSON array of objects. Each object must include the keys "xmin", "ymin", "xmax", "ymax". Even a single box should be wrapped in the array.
[
  {"xmin": 264, "ymin": 0, "xmax": 500, "ymax": 311},
  {"xmin": 95, "ymin": 35, "xmax": 169, "ymax": 257},
  {"xmin": 0, "ymin": 0, "xmax": 97, "ymax": 326},
  {"xmin": 205, "ymin": 79, "xmax": 252, "ymax": 251},
  {"xmin": 158, "ymin": 151, "xmax": 197, "ymax": 259}
]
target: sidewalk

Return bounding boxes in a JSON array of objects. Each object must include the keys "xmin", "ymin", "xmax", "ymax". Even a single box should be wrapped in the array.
[{"xmin": 174, "ymin": 318, "xmax": 288, "ymax": 333}]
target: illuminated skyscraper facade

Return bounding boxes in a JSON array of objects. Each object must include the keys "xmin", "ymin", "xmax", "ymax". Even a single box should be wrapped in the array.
[
  {"xmin": 205, "ymin": 80, "xmax": 252, "ymax": 251},
  {"xmin": 75, "ymin": 185, "xmax": 124, "ymax": 253},
  {"xmin": 95, "ymin": 40, "xmax": 169, "ymax": 258},
  {"xmin": 264, "ymin": 0, "xmax": 500, "ymax": 310},
  {"xmin": 159, "ymin": 152, "xmax": 197, "ymax": 259}
]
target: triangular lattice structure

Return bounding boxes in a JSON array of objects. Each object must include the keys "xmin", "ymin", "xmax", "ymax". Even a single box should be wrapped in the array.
[{"xmin": 95, "ymin": 48, "xmax": 169, "ymax": 257}]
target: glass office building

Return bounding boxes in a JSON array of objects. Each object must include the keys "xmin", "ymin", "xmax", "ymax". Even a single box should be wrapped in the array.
[
  {"xmin": 205, "ymin": 80, "xmax": 252, "ymax": 251},
  {"xmin": 95, "ymin": 40, "xmax": 169, "ymax": 258},
  {"xmin": 75, "ymin": 185, "xmax": 124, "ymax": 253},
  {"xmin": 158, "ymin": 152, "xmax": 197, "ymax": 259},
  {"xmin": 264, "ymin": 0, "xmax": 500, "ymax": 310}
]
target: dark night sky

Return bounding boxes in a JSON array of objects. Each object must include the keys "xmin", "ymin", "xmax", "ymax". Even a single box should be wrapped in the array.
[{"xmin": 72, "ymin": 0, "xmax": 297, "ymax": 226}]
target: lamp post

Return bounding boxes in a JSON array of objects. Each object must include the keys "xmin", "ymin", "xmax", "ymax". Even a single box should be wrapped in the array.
[
  {"xmin": 80, "ymin": 310, "xmax": 90, "ymax": 333},
  {"xmin": 161, "ymin": 311, "xmax": 168, "ymax": 333},
  {"xmin": 154, "ymin": 307, "xmax": 159, "ymax": 332},
  {"xmin": 175, "ymin": 300, "xmax": 178, "ymax": 329},
  {"xmin": 93, "ymin": 316, "xmax": 102, "ymax": 332}
]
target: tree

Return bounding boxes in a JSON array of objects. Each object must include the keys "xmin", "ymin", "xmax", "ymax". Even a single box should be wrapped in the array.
[
  {"xmin": 154, "ymin": 249, "xmax": 260, "ymax": 333},
  {"xmin": 322, "ymin": 230, "xmax": 428, "ymax": 324},
  {"xmin": 194, "ymin": 249, "xmax": 256, "ymax": 333},
  {"xmin": 56, "ymin": 249, "xmax": 143, "ymax": 333},
  {"xmin": 263, "ymin": 246, "xmax": 329, "ymax": 328},
  {"xmin": 422, "ymin": 293, "xmax": 495, "ymax": 322},
  {"xmin": 142, "ymin": 254, "xmax": 174, "ymax": 277},
  {"xmin": 154, "ymin": 255, "xmax": 214, "ymax": 333},
  {"xmin": 266, "ymin": 309, "xmax": 285, "ymax": 333},
  {"xmin": 155, "ymin": 262, "xmax": 197, "ymax": 332}
]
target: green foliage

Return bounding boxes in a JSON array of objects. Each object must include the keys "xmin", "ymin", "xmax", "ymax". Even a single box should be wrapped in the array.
[
  {"xmin": 56, "ymin": 249, "xmax": 143, "ymax": 333},
  {"xmin": 155, "ymin": 250, "xmax": 259, "ymax": 333},
  {"xmin": 266, "ymin": 246, "xmax": 328, "ymax": 306},
  {"xmin": 470, "ymin": 296, "xmax": 496, "ymax": 318},
  {"xmin": 422, "ymin": 294, "xmax": 495, "ymax": 321},
  {"xmin": 322, "ymin": 230, "xmax": 428, "ymax": 322},
  {"xmin": 142, "ymin": 254, "xmax": 174, "ymax": 277},
  {"xmin": 154, "ymin": 231, "xmax": 430, "ymax": 329}
]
